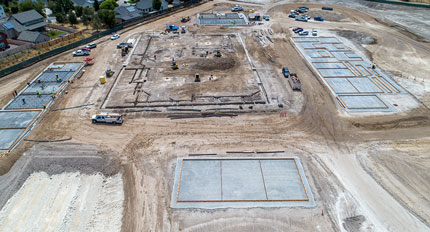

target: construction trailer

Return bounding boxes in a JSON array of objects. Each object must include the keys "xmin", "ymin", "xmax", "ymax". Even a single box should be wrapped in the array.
[{"xmin": 288, "ymin": 73, "xmax": 302, "ymax": 91}]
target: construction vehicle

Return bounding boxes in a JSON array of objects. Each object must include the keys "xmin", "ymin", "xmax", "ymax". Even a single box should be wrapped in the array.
[
  {"xmin": 288, "ymin": 73, "xmax": 302, "ymax": 91},
  {"xmin": 166, "ymin": 24, "xmax": 179, "ymax": 32},
  {"xmin": 181, "ymin": 16, "xmax": 190, "ymax": 23},
  {"xmin": 106, "ymin": 68, "xmax": 114, "ymax": 77},
  {"xmin": 194, "ymin": 72, "xmax": 200, "ymax": 82},
  {"xmin": 215, "ymin": 49, "xmax": 222, "ymax": 57},
  {"xmin": 91, "ymin": 112, "xmax": 124, "ymax": 124},
  {"xmin": 84, "ymin": 57, "xmax": 94, "ymax": 65},
  {"xmin": 171, "ymin": 58, "xmax": 178, "ymax": 70}
]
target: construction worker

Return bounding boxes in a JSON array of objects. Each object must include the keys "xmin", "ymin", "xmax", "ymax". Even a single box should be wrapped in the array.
[
  {"xmin": 50, "ymin": 91, "xmax": 55, "ymax": 99},
  {"xmin": 22, "ymin": 99, "xmax": 26, "ymax": 104},
  {"xmin": 56, "ymin": 75, "xmax": 61, "ymax": 82},
  {"xmin": 154, "ymin": 54, "xmax": 157, "ymax": 61},
  {"xmin": 372, "ymin": 63, "xmax": 376, "ymax": 69},
  {"xmin": 14, "ymin": 90, "xmax": 17, "ymax": 96},
  {"xmin": 36, "ymin": 91, "xmax": 41, "ymax": 97},
  {"xmin": 41, "ymin": 84, "xmax": 45, "ymax": 90},
  {"xmin": 43, "ymin": 104, "xmax": 46, "ymax": 109}
]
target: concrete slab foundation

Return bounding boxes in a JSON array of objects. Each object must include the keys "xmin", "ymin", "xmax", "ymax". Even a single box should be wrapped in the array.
[
  {"xmin": 0, "ymin": 110, "xmax": 41, "ymax": 129},
  {"xmin": 0, "ymin": 129, "xmax": 25, "ymax": 150},
  {"xmin": 171, "ymin": 157, "xmax": 315, "ymax": 209},
  {"xmin": 292, "ymin": 37, "xmax": 408, "ymax": 112}
]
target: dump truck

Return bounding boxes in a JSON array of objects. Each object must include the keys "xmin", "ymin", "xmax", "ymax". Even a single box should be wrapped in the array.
[
  {"xmin": 91, "ymin": 112, "xmax": 124, "ymax": 124},
  {"xmin": 288, "ymin": 73, "xmax": 302, "ymax": 91}
]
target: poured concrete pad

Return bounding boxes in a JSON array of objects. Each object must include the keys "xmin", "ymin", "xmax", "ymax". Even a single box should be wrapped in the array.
[
  {"xmin": 0, "ymin": 129, "xmax": 24, "ymax": 149},
  {"xmin": 37, "ymin": 71, "xmax": 74, "ymax": 82},
  {"xmin": 171, "ymin": 157, "xmax": 315, "ymax": 209},
  {"xmin": 23, "ymin": 82, "xmax": 64, "ymax": 95},
  {"xmin": 0, "ymin": 110, "xmax": 40, "ymax": 128},
  {"xmin": 339, "ymin": 95, "xmax": 388, "ymax": 109},
  {"xmin": 6, "ymin": 95, "xmax": 52, "ymax": 109},
  {"xmin": 292, "ymin": 36, "xmax": 411, "ymax": 112}
]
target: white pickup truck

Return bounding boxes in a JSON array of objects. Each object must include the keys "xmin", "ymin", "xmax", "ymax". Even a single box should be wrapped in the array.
[{"xmin": 91, "ymin": 113, "xmax": 124, "ymax": 124}]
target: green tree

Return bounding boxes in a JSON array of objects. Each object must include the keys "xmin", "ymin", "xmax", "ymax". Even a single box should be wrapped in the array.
[
  {"xmin": 18, "ymin": 0, "xmax": 45, "ymax": 17},
  {"xmin": 152, "ymin": 0, "xmax": 161, "ymax": 10},
  {"xmin": 82, "ymin": 7, "xmax": 93, "ymax": 29},
  {"xmin": 99, "ymin": 0, "xmax": 114, "ymax": 10},
  {"xmin": 68, "ymin": 10, "xmax": 78, "ymax": 26},
  {"xmin": 98, "ymin": 9, "xmax": 115, "ymax": 28},
  {"xmin": 91, "ymin": 13, "xmax": 102, "ymax": 31},
  {"xmin": 75, "ymin": 6, "xmax": 83, "ymax": 17},
  {"xmin": 49, "ymin": 0, "xmax": 74, "ymax": 14},
  {"xmin": 93, "ymin": 0, "xmax": 100, "ymax": 11},
  {"xmin": 55, "ymin": 13, "xmax": 65, "ymax": 24}
]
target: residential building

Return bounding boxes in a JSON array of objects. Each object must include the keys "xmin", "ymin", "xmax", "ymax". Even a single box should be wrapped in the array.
[
  {"xmin": 72, "ymin": 0, "xmax": 102, "ymax": 8},
  {"xmin": 0, "ymin": 31, "xmax": 9, "ymax": 51},
  {"xmin": 9, "ymin": 10, "xmax": 46, "ymax": 32},
  {"xmin": 17, "ymin": 30, "xmax": 49, "ymax": 44},
  {"xmin": 136, "ymin": 0, "xmax": 168, "ymax": 13},
  {"xmin": 115, "ymin": 6, "xmax": 143, "ymax": 23},
  {"xmin": 0, "ymin": 21, "xmax": 24, "ymax": 39},
  {"xmin": 0, "ymin": 5, "xmax": 6, "ymax": 20}
]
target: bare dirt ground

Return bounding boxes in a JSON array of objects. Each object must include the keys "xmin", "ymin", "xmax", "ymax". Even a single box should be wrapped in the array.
[{"xmin": 0, "ymin": 0, "xmax": 429, "ymax": 232}]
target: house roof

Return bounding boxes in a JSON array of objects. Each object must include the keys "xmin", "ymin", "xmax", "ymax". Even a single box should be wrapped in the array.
[
  {"xmin": 115, "ymin": 6, "xmax": 142, "ymax": 21},
  {"xmin": 17, "ymin": 30, "xmax": 48, "ymax": 43},
  {"xmin": 136, "ymin": 0, "xmax": 152, "ymax": 10},
  {"xmin": 8, "ymin": 19, "xmax": 27, "ymax": 32},
  {"xmin": 26, "ymin": 21, "xmax": 47, "ymax": 30},
  {"xmin": 11, "ymin": 10, "xmax": 43, "ymax": 24},
  {"xmin": 136, "ymin": 0, "xmax": 168, "ymax": 11}
]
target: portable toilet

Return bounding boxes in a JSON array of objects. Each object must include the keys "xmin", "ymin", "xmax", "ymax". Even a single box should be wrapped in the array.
[{"xmin": 99, "ymin": 76, "xmax": 106, "ymax": 84}]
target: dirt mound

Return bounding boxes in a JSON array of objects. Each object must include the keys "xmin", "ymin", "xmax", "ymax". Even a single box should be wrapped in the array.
[
  {"xmin": 190, "ymin": 57, "xmax": 236, "ymax": 71},
  {"xmin": 308, "ymin": 10, "xmax": 347, "ymax": 22},
  {"xmin": 336, "ymin": 30, "xmax": 377, "ymax": 45}
]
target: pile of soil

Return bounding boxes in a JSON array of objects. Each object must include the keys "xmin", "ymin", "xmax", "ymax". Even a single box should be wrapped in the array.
[
  {"xmin": 307, "ymin": 10, "xmax": 347, "ymax": 22},
  {"xmin": 190, "ymin": 57, "xmax": 236, "ymax": 71},
  {"xmin": 336, "ymin": 30, "xmax": 377, "ymax": 45}
]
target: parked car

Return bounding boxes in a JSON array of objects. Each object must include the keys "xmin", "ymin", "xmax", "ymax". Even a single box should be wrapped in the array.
[
  {"xmin": 292, "ymin": 27, "xmax": 303, "ymax": 32},
  {"xmin": 282, "ymin": 67, "xmax": 290, "ymax": 78},
  {"xmin": 295, "ymin": 16, "xmax": 308, "ymax": 22},
  {"xmin": 288, "ymin": 13, "xmax": 297, "ymax": 18},
  {"xmin": 322, "ymin": 6, "xmax": 333, "ymax": 11},
  {"xmin": 298, "ymin": 31, "xmax": 309, "ymax": 36},
  {"xmin": 297, "ymin": 8, "xmax": 307, "ymax": 13},
  {"xmin": 294, "ymin": 28, "xmax": 304, "ymax": 33},
  {"xmin": 72, "ymin": 50, "xmax": 89, "ymax": 56},
  {"xmin": 232, "ymin": 5, "xmax": 243, "ymax": 12},
  {"xmin": 117, "ymin": 42, "xmax": 133, "ymax": 49},
  {"xmin": 312, "ymin": 29, "xmax": 318, "ymax": 36},
  {"xmin": 299, "ymin": 6, "xmax": 309, "ymax": 10},
  {"xmin": 86, "ymin": 43, "xmax": 97, "ymax": 49},
  {"xmin": 314, "ymin": 16, "xmax": 324, "ymax": 21},
  {"xmin": 111, "ymin": 34, "xmax": 120, "ymax": 40}
]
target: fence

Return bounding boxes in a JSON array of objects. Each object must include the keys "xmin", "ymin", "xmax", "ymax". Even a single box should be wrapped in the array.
[
  {"xmin": 46, "ymin": 23, "xmax": 79, "ymax": 33},
  {"xmin": 367, "ymin": 0, "xmax": 430, "ymax": 7},
  {"xmin": 34, "ymin": 31, "xmax": 83, "ymax": 50},
  {"xmin": 0, "ymin": 0, "xmax": 203, "ymax": 78},
  {"xmin": 0, "ymin": 43, "xmax": 33, "ymax": 59}
]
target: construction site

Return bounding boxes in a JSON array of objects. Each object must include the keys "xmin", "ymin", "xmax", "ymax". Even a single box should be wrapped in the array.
[{"xmin": 0, "ymin": 0, "xmax": 429, "ymax": 231}]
